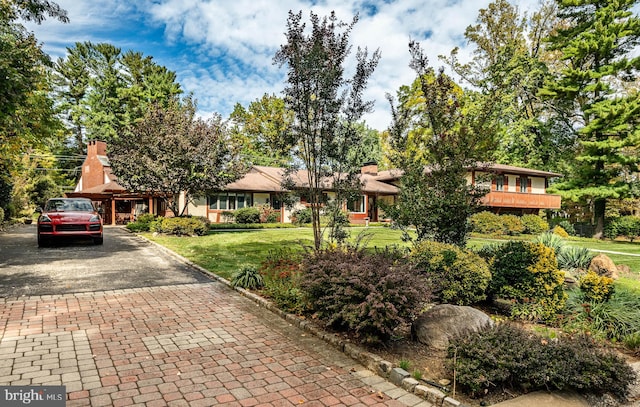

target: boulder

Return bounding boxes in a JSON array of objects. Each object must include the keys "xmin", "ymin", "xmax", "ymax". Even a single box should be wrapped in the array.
[
  {"xmin": 588, "ymin": 254, "xmax": 619, "ymax": 280},
  {"xmin": 617, "ymin": 264, "xmax": 631, "ymax": 275},
  {"xmin": 411, "ymin": 304, "xmax": 493, "ymax": 350}
]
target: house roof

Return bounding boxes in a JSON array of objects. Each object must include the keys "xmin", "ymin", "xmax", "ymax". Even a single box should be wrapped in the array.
[
  {"xmin": 372, "ymin": 163, "xmax": 562, "ymax": 182},
  {"xmin": 223, "ymin": 167, "xmax": 286, "ymax": 192},
  {"xmin": 360, "ymin": 174, "xmax": 399, "ymax": 194},
  {"xmin": 476, "ymin": 163, "xmax": 562, "ymax": 178},
  {"xmin": 78, "ymin": 181, "xmax": 126, "ymax": 194}
]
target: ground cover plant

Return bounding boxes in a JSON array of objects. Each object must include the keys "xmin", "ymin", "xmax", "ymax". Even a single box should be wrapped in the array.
[{"xmin": 448, "ymin": 323, "xmax": 635, "ymax": 399}]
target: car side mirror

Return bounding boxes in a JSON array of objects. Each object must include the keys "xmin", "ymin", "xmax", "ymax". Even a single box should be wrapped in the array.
[{"xmin": 35, "ymin": 207, "xmax": 43, "ymax": 213}]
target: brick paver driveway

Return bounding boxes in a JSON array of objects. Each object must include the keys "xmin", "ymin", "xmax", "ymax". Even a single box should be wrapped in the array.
[{"xmin": 0, "ymin": 226, "xmax": 427, "ymax": 406}]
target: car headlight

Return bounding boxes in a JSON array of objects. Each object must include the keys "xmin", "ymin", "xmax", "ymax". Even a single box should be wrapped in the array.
[
  {"xmin": 39, "ymin": 214, "xmax": 52, "ymax": 222},
  {"xmin": 90, "ymin": 215, "xmax": 101, "ymax": 222}
]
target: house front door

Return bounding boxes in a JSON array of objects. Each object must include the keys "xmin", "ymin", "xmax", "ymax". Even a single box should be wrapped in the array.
[{"xmin": 367, "ymin": 195, "xmax": 378, "ymax": 222}]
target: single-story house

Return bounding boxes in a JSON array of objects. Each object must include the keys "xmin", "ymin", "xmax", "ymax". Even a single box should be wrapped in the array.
[{"xmin": 69, "ymin": 141, "xmax": 562, "ymax": 225}]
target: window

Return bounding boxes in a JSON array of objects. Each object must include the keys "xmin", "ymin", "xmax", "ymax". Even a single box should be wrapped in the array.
[
  {"xmin": 520, "ymin": 176, "xmax": 528, "ymax": 193},
  {"xmin": 209, "ymin": 194, "xmax": 219, "ymax": 210},
  {"xmin": 208, "ymin": 193, "xmax": 253, "ymax": 210},
  {"xmin": 300, "ymin": 192, "xmax": 328, "ymax": 206},
  {"xmin": 347, "ymin": 196, "xmax": 366, "ymax": 213},
  {"xmin": 495, "ymin": 176, "xmax": 504, "ymax": 192},
  {"xmin": 270, "ymin": 194, "xmax": 282, "ymax": 210}
]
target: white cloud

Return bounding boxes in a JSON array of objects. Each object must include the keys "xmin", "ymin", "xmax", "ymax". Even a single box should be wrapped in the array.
[{"xmin": 28, "ymin": 0, "xmax": 544, "ymax": 131}]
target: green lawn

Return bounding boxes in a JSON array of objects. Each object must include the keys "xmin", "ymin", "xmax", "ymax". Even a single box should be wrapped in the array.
[
  {"xmin": 146, "ymin": 228, "xmax": 640, "ymax": 280},
  {"xmin": 146, "ymin": 227, "xmax": 413, "ymax": 279}
]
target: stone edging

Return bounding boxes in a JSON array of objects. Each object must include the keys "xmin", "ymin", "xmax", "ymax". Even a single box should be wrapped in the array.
[{"xmin": 138, "ymin": 232, "xmax": 467, "ymax": 407}]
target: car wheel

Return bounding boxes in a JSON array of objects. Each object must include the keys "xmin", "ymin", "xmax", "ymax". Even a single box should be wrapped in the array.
[
  {"xmin": 93, "ymin": 237, "xmax": 104, "ymax": 245},
  {"xmin": 37, "ymin": 234, "xmax": 49, "ymax": 247}
]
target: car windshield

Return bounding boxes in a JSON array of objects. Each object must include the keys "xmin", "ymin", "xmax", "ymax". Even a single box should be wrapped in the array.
[{"xmin": 45, "ymin": 199, "xmax": 94, "ymax": 212}]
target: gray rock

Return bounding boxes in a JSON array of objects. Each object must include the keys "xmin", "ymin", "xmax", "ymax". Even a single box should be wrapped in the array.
[{"xmin": 411, "ymin": 304, "xmax": 493, "ymax": 350}]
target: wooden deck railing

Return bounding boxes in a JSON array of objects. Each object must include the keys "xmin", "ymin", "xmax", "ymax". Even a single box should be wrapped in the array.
[{"xmin": 481, "ymin": 191, "xmax": 561, "ymax": 209}]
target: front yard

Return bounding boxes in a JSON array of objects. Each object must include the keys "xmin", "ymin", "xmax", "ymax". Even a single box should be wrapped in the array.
[
  {"xmin": 147, "ymin": 227, "xmax": 640, "ymax": 282},
  {"xmin": 145, "ymin": 227, "xmax": 640, "ymax": 405}
]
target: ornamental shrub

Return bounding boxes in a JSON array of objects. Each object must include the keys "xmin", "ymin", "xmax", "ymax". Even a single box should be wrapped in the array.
[
  {"xmin": 230, "ymin": 265, "xmax": 264, "ymax": 290},
  {"xmin": 579, "ymin": 270, "xmax": 614, "ymax": 303},
  {"xmin": 556, "ymin": 220, "xmax": 575, "ymax": 236},
  {"xmin": 533, "ymin": 231, "xmax": 565, "ymax": 256},
  {"xmin": 410, "ymin": 240, "xmax": 491, "ymax": 305},
  {"xmin": 258, "ymin": 204, "xmax": 279, "ymax": 223},
  {"xmin": 553, "ymin": 225, "xmax": 569, "ymax": 238},
  {"xmin": 291, "ymin": 208, "xmax": 312, "ymax": 225},
  {"xmin": 557, "ymin": 246, "xmax": 594, "ymax": 272},
  {"xmin": 259, "ymin": 248, "xmax": 305, "ymax": 313},
  {"xmin": 234, "ymin": 207, "xmax": 261, "ymax": 224},
  {"xmin": 501, "ymin": 214, "xmax": 525, "ymax": 235},
  {"xmin": 521, "ymin": 214, "xmax": 549, "ymax": 235},
  {"xmin": 478, "ymin": 241, "xmax": 566, "ymax": 321},
  {"xmin": 136, "ymin": 213, "xmax": 157, "ymax": 224},
  {"xmin": 470, "ymin": 211, "xmax": 503, "ymax": 234},
  {"xmin": 126, "ymin": 213, "xmax": 157, "ymax": 232},
  {"xmin": 300, "ymin": 247, "xmax": 431, "ymax": 345},
  {"xmin": 448, "ymin": 323, "xmax": 635, "ymax": 399},
  {"xmin": 155, "ymin": 216, "xmax": 209, "ymax": 236},
  {"xmin": 606, "ymin": 216, "xmax": 640, "ymax": 241},
  {"xmin": 564, "ymin": 288, "xmax": 640, "ymax": 342}
]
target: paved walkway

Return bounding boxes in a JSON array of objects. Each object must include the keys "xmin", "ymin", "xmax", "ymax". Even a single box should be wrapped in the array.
[{"xmin": 0, "ymin": 281, "xmax": 430, "ymax": 406}]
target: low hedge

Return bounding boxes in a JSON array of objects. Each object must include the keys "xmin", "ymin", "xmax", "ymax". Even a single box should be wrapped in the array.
[{"xmin": 151, "ymin": 216, "xmax": 210, "ymax": 236}]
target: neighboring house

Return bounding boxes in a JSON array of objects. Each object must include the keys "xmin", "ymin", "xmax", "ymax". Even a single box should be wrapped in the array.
[
  {"xmin": 66, "ymin": 140, "xmax": 170, "ymax": 225},
  {"xmin": 70, "ymin": 141, "xmax": 562, "ymax": 225}
]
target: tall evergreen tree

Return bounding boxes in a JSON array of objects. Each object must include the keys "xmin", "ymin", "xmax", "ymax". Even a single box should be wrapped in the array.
[
  {"xmin": 53, "ymin": 42, "xmax": 183, "ymax": 151},
  {"xmin": 540, "ymin": 0, "xmax": 640, "ymax": 237}
]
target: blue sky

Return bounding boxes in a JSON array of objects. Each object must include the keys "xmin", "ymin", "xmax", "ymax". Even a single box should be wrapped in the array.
[{"xmin": 27, "ymin": 0, "xmax": 541, "ymax": 131}]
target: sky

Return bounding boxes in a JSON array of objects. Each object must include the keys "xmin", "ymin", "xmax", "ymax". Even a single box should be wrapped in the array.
[{"xmin": 27, "ymin": 0, "xmax": 542, "ymax": 131}]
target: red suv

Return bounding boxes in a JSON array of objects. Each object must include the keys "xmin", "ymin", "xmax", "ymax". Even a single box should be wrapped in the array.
[{"xmin": 36, "ymin": 198, "xmax": 104, "ymax": 247}]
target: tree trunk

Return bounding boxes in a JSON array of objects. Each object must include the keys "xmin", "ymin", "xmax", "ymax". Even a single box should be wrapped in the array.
[{"xmin": 593, "ymin": 198, "xmax": 606, "ymax": 239}]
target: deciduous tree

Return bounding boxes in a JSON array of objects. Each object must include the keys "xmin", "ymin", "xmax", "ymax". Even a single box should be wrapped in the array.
[
  {"xmin": 0, "ymin": 0, "xmax": 67, "ymax": 215},
  {"xmin": 385, "ymin": 42, "xmax": 497, "ymax": 246},
  {"xmin": 229, "ymin": 94, "xmax": 293, "ymax": 166},
  {"xmin": 274, "ymin": 10, "xmax": 380, "ymax": 250},
  {"xmin": 443, "ymin": 0, "xmax": 574, "ymax": 172},
  {"xmin": 109, "ymin": 99, "xmax": 247, "ymax": 216}
]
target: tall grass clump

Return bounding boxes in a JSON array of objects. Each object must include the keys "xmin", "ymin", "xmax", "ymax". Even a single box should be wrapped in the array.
[{"xmin": 230, "ymin": 264, "xmax": 264, "ymax": 289}]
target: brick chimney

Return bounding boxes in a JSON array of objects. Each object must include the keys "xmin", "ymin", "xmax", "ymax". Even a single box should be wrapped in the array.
[
  {"xmin": 87, "ymin": 140, "xmax": 107, "ymax": 157},
  {"xmin": 81, "ymin": 140, "xmax": 108, "ymax": 190},
  {"xmin": 361, "ymin": 161, "xmax": 378, "ymax": 175}
]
